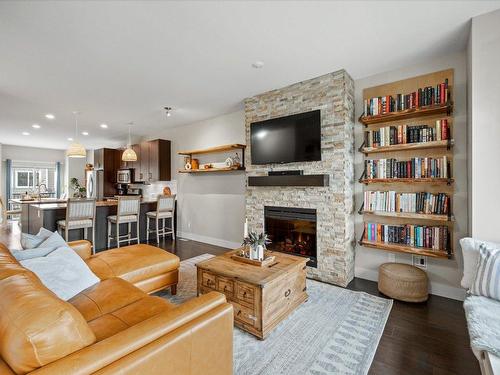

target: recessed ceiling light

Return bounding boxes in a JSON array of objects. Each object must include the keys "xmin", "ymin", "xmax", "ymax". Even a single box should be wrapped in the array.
[
  {"xmin": 100, "ymin": 123, "xmax": 108, "ymax": 129},
  {"xmin": 32, "ymin": 124, "xmax": 41, "ymax": 129},
  {"xmin": 67, "ymin": 137, "xmax": 74, "ymax": 141},
  {"xmin": 45, "ymin": 113, "xmax": 55, "ymax": 119},
  {"xmin": 82, "ymin": 131, "xmax": 89, "ymax": 136},
  {"xmin": 252, "ymin": 61, "xmax": 264, "ymax": 69},
  {"xmin": 22, "ymin": 131, "xmax": 30, "ymax": 136}
]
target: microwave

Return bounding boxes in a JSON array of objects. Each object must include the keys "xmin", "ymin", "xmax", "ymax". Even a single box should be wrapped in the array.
[{"xmin": 117, "ymin": 169, "xmax": 134, "ymax": 184}]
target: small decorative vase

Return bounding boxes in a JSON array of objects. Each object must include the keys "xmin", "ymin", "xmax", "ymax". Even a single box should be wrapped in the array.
[
  {"xmin": 257, "ymin": 245, "xmax": 264, "ymax": 261},
  {"xmin": 250, "ymin": 245, "xmax": 259, "ymax": 260}
]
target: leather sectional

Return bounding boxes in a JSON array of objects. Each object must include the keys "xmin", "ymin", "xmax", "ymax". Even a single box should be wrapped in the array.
[{"xmin": 0, "ymin": 240, "xmax": 233, "ymax": 375}]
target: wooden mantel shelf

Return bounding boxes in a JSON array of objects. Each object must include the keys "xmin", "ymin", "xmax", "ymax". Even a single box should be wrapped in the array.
[{"xmin": 178, "ymin": 144, "xmax": 246, "ymax": 156}]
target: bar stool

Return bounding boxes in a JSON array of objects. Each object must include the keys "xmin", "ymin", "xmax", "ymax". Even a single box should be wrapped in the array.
[
  {"xmin": 146, "ymin": 194, "xmax": 175, "ymax": 243},
  {"xmin": 57, "ymin": 198, "xmax": 96, "ymax": 253},
  {"xmin": 107, "ymin": 196, "xmax": 141, "ymax": 248}
]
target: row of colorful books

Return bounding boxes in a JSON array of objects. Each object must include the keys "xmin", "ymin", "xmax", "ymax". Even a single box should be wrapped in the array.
[
  {"xmin": 363, "ymin": 191, "xmax": 450, "ymax": 215},
  {"xmin": 364, "ymin": 157, "xmax": 449, "ymax": 179},
  {"xmin": 364, "ymin": 79, "xmax": 449, "ymax": 116},
  {"xmin": 363, "ymin": 223, "xmax": 449, "ymax": 251},
  {"xmin": 364, "ymin": 119, "xmax": 450, "ymax": 148}
]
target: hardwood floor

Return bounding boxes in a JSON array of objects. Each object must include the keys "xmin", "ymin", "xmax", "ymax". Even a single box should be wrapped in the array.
[{"xmin": 0, "ymin": 222, "xmax": 479, "ymax": 375}]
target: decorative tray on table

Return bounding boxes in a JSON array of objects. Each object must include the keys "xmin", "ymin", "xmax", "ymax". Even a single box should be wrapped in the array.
[{"xmin": 230, "ymin": 248, "xmax": 276, "ymax": 267}]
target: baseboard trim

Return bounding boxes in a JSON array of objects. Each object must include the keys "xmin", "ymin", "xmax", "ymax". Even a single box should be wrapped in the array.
[
  {"xmin": 355, "ymin": 266, "xmax": 465, "ymax": 301},
  {"xmin": 177, "ymin": 231, "xmax": 240, "ymax": 250}
]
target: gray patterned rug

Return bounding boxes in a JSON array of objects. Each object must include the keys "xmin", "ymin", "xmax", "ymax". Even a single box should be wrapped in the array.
[{"xmin": 157, "ymin": 254, "xmax": 392, "ymax": 375}]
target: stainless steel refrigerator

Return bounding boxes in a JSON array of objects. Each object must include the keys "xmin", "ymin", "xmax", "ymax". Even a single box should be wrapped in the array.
[{"xmin": 86, "ymin": 169, "xmax": 104, "ymax": 200}]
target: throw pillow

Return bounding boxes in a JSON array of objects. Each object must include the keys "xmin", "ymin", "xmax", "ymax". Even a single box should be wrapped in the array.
[
  {"xmin": 37, "ymin": 230, "xmax": 68, "ymax": 249},
  {"xmin": 20, "ymin": 227, "xmax": 54, "ymax": 249},
  {"xmin": 11, "ymin": 247, "xmax": 57, "ymax": 261},
  {"xmin": 20, "ymin": 246, "xmax": 100, "ymax": 301},
  {"xmin": 470, "ymin": 244, "xmax": 500, "ymax": 302},
  {"xmin": 459, "ymin": 237, "xmax": 500, "ymax": 290}
]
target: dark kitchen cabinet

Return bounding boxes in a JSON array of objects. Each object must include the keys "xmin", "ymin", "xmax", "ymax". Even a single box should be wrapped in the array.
[
  {"xmin": 93, "ymin": 148, "xmax": 120, "ymax": 197},
  {"xmin": 127, "ymin": 139, "xmax": 171, "ymax": 182}
]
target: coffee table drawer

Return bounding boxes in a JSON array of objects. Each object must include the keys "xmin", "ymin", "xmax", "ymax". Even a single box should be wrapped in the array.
[
  {"xmin": 236, "ymin": 282, "xmax": 255, "ymax": 306},
  {"xmin": 217, "ymin": 277, "xmax": 234, "ymax": 297},
  {"xmin": 202, "ymin": 271, "xmax": 216, "ymax": 289},
  {"xmin": 233, "ymin": 302, "xmax": 257, "ymax": 327}
]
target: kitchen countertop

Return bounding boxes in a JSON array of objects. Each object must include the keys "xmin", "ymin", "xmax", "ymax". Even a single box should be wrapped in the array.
[
  {"xmin": 30, "ymin": 199, "xmax": 157, "ymax": 210},
  {"xmin": 10, "ymin": 198, "xmax": 68, "ymax": 204}
]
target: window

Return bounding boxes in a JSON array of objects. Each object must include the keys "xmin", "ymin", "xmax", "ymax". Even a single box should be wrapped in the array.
[{"xmin": 15, "ymin": 170, "xmax": 34, "ymax": 188}]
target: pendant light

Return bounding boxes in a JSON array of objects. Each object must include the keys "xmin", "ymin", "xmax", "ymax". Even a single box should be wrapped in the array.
[
  {"xmin": 122, "ymin": 122, "xmax": 137, "ymax": 162},
  {"xmin": 66, "ymin": 111, "xmax": 86, "ymax": 158}
]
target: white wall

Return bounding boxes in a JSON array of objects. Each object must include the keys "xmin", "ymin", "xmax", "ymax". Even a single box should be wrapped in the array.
[
  {"xmin": 354, "ymin": 52, "xmax": 468, "ymax": 301},
  {"xmin": 154, "ymin": 111, "xmax": 246, "ymax": 248},
  {"xmin": 468, "ymin": 9, "xmax": 500, "ymax": 242}
]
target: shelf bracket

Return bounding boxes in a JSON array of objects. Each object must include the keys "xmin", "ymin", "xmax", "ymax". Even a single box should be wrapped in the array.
[
  {"xmin": 357, "ymin": 202, "xmax": 365, "ymax": 215},
  {"xmin": 358, "ymin": 170, "xmax": 367, "ymax": 184},
  {"xmin": 447, "ymin": 137, "xmax": 451, "ymax": 151},
  {"xmin": 357, "ymin": 140, "xmax": 366, "ymax": 153}
]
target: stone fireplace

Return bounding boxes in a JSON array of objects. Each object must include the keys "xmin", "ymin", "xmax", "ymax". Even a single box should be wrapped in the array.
[{"xmin": 245, "ymin": 70, "xmax": 355, "ymax": 287}]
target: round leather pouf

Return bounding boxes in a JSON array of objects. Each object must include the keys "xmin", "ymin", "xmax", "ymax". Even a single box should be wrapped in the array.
[{"xmin": 378, "ymin": 263, "xmax": 429, "ymax": 302}]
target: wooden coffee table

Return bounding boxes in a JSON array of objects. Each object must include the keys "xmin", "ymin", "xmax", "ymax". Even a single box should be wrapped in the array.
[{"xmin": 196, "ymin": 249, "xmax": 308, "ymax": 339}]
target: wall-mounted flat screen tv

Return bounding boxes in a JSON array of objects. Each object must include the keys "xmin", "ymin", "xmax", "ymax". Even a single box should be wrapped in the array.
[{"xmin": 250, "ymin": 109, "xmax": 321, "ymax": 164}]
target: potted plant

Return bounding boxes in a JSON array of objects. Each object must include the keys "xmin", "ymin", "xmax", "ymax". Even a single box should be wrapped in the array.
[
  {"xmin": 70, "ymin": 178, "xmax": 87, "ymax": 198},
  {"xmin": 243, "ymin": 232, "xmax": 271, "ymax": 261}
]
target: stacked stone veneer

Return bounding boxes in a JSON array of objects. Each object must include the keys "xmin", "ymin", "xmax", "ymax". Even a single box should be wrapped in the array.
[{"xmin": 245, "ymin": 70, "xmax": 355, "ymax": 286}]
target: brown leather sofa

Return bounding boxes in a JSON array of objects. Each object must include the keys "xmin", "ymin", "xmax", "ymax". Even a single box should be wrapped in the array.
[{"xmin": 0, "ymin": 241, "xmax": 233, "ymax": 375}]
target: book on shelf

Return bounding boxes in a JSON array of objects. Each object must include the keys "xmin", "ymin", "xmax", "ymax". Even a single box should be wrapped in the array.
[
  {"xmin": 363, "ymin": 222, "xmax": 449, "ymax": 251},
  {"xmin": 363, "ymin": 79, "xmax": 449, "ymax": 117},
  {"xmin": 363, "ymin": 191, "xmax": 449, "ymax": 215},
  {"xmin": 364, "ymin": 156, "xmax": 449, "ymax": 179},
  {"xmin": 364, "ymin": 119, "xmax": 450, "ymax": 148}
]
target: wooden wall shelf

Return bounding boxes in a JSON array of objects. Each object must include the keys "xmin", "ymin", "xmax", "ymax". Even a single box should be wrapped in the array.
[
  {"xmin": 359, "ymin": 103, "xmax": 453, "ymax": 126},
  {"xmin": 359, "ymin": 239, "xmax": 451, "ymax": 259},
  {"xmin": 178, "ymin": 144, "xmax": 246, "ymax": 156},
  {"xmin": 178, "ymin": 166, "xmax": 245, "ymax": 174},
  {"xmin": 361, "ymin": 210, "xmax": 453, "ymax": 222},
  {"xmin": 361, "ymin": 139, "xmax": 453, "ymax": 154},
  {"xmin": 360, "ymin": 178, "xmax": 453, "ymax": 185}
]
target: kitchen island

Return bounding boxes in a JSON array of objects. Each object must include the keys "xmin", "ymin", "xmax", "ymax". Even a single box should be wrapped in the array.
[{"xmin": 26, "ymin": 199, "xmax": 170, "ymax": 252}]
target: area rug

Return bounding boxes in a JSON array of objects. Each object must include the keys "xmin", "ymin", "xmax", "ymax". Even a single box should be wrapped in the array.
[{"xmin": 157, "ymin": 254, "xmax": 393, "ymax": 375}]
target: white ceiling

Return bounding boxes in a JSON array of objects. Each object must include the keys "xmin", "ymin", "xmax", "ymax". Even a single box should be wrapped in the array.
[{"xmin": 1, "ymin": 1, "xmax": 499, "ymax": 150}]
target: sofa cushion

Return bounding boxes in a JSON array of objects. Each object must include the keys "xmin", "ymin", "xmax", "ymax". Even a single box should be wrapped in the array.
[
  {"xmin": 0, "ymin": 244, "xmax": 26, "ymax": 280},
  {"xmin": 85, "ymin": 244, "xmax": 179, "ymax": 285},
  {"xmin": 464, "ymin": 295, "xmax": 500, "ymax": 357},
  {"xmin": 0, "ymin": 272, "xmax": 95, "ymax": 374},
  {"xmin": 460, "ymin": 237, "xmax": 500, "ymax": 290},
  {"xmin": 87, "ymin": 296, "xmax": 173, "ymax": 341},
  {"xmin": 471, "ymin": 244, "xmax": 500, "ymax": 301},
  {"xmin": 69, "ymin": 277, "xmax": 149, "ymax": 321}
]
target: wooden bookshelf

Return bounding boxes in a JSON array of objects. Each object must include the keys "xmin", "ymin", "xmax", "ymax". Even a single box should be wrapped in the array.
[
  {"xmin": 359, "ymin": 103, "xmax": 452, "ymax": 125},
  {"xmin": 361, "ymin": 139, "xmax": 453, "ymax": 154},
  {"xmin": 359, "ymin": 239, "xmax": 450, "ymax": 259},
  {"xmin": 360, "ymin": 178, "xmax": 453, "ymax": 185},
  {"xmin": 358, "ymin": 69, "xmax": 455, "ymax": 258},
  {"xmin": 361, "ymin": 210, "xmax": 453, "ymax": 222}
]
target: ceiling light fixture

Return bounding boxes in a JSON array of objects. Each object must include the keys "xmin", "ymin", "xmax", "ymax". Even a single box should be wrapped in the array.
[
  {"xmin": 67, "ymin": 137, "xmax": 73, "ymax": 141},
  {"xmin": 122, "ymin": 122, "xmax": 137, "ymax": 162},
  {"xmin": 82, "ymin": 131, "xmax": 89, "ymax": 136},
  {"xmin": 252, "ymin": 61, "xmax": 264, "ymax": 69},
  {"xmin": 66, "ymin": 111, "xmax": 86, "ymax": 158},
  {"xmin": 32, "ymin": 124, "xmax": 41, "ymax": 129},
  {"xmin": 45, "ymin": 113, "xmax": 55, "ymax": 120},
  {"xmin": 100, "ymin": 123, "xmax": 108, "ymax": 129},
  {"xmin": 164, "ymin": 106, "xmax": 172, "ymax": 117},
  {"xmin": 22, "ymin": 131, "xmax": 30, "ymax": 136}
]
